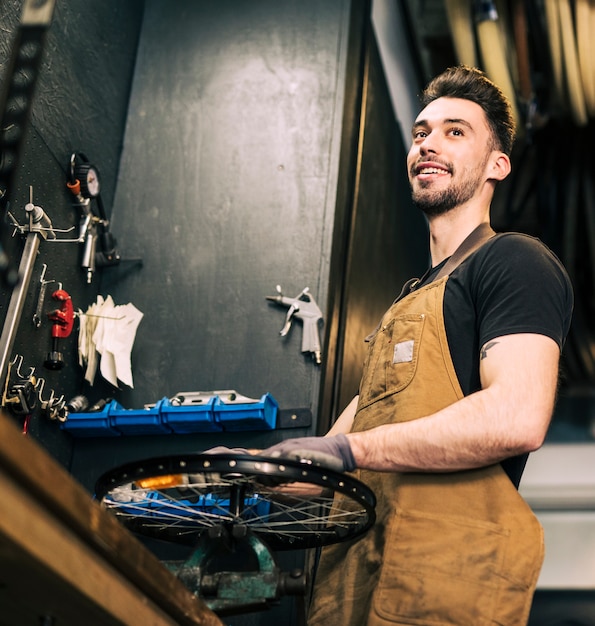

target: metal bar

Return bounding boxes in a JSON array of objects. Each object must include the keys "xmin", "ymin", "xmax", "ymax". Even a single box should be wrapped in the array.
[{"xmin": 0, "ymin": 233, "xmax": 42, "ymax": 390}]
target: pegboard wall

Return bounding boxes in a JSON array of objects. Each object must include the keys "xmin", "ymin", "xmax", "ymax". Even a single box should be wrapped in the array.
[{"xmin": 0, "ymin": 0, "xmax": 144, "ymax": 467}]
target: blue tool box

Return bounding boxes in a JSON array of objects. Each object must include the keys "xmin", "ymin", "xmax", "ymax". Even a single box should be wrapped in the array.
[
  {"xmin": 109, "ymin": 398, "xmax": 172, "ymax": 435},
  {"xmin": 214, "ymin": 392, "xmax": 278, "ymax": 431},
  {"xmin": 159, "ymin": 396, "xmax": 221, "ymax": 433},
  {"xmin": 111, "ymin": 490, "xmax": 271, "ymax": 520},
  {"xmin": 62, "ymin": 390, "xmax": 278, "ymax": 437}
]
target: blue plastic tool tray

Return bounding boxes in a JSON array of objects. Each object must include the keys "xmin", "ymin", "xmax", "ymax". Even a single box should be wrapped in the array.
[
  {"xmin": 109, "ymin": 398, "xmax": 172, "ymax": 435},
  {"xmin": 214, "ymin": 392, "xmax": 278, "ymax": 431},
  {"xmin": 61, "ymin": 401, "xmax": 121, "ymax": 437},
  {"xmin": 62, "ymin": 390, "xmax": 279, "ymax": 437},
  {"xmin": 159, "ymin": 396, "xmax": 221, "ymax": 433},
  {"xmin": 110, "ymin": 489, "xmax": 271, "ymax": 520}
]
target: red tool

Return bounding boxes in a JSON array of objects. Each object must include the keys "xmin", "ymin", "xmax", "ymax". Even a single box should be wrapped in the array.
[{"xmin": 44, "ymin": 288, "xmax": 74, "ymax": 370}]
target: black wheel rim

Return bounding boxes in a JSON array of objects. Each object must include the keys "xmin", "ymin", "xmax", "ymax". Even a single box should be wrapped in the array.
[{"xmin": 95, "ymin": 453, "xmax": 376, "ymax": 550}]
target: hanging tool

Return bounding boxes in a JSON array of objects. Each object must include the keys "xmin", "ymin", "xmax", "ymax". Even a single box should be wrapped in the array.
[
  {"xmin": 44, "ymin": 289, "xmax": 74, "ymax": 370},
  {"xmin": 265, "ymin": 285, "xmax": 323, "ymax": 364},
  {"xmin": 2, "ymin": 356, "xmax": 38, "ymax": 434},
  {"xmin": 32, "ymin": 264, "xmax": 55, "ymax": 328},
  {"xmin": 67, "ymin": 152, "xmax": 141, "ymax": 282},
  {"xmin": 65, "ymin": 394, "xmax": 89, "ymax": 414},
  {"xmin": 36, "ymin": 378, "xmax": 66, "ymax": 422},
  {"xmin": 7, "ymin": 376, "xmax": 37, "ymax": 416},
  {"xmin": 67, "ymin": 153, "xmax": 108, "ymax": 283}
]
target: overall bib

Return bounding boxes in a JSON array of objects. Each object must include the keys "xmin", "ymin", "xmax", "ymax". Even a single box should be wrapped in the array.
[{"xmin": 308, "ymin": 272, "xmax": 544, "ymax": 626}]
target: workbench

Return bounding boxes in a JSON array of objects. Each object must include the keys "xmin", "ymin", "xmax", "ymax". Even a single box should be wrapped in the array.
[{"xmin": 0, "ymin": 415, "xmax": 223, "ymax": 626}]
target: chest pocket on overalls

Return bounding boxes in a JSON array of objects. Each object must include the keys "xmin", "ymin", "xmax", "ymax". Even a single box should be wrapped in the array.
[{"xmin": 359, "ymin": 313, "xmax": 425, "ymax": 407}]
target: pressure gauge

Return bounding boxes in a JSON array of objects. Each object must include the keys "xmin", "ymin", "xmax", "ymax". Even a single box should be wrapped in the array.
[{"xmin": 74, "ymin": 163, "xmax": 101, "ymax": 198}]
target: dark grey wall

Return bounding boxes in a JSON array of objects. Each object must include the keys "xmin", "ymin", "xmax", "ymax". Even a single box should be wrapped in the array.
[
  {"xmin": 66, "ymin": 0, "xmax": 355, "ymax": 496},
  {"xmin": 72, "ymin": 4, "xmax": 355, "ymax": 624},
  {"xmin": 98, "ymin": 0, "xmax": 351, "ymax": 416},
  {"xmin": 0, "ymin": 0, "xmax": 143, "ymax": 466}
]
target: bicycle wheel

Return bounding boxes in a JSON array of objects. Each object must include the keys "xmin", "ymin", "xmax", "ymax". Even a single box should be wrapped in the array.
[{"xmin": 95, "ymin": 453, "xmax": 376, "ymax": 551}]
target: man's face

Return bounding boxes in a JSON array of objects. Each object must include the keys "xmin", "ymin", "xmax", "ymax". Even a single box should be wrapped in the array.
[{"xmin": 406, "ymin": 97, "xmax": 496, "ymax": 217}]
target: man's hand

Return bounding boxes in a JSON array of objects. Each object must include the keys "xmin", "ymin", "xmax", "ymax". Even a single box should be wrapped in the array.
[
  {"xmin": 202, "ymin": 446, "xmax": 252, "ymax": 455},
  {"xmin": 260, "ymin": 434, "xmax": 356, "ymax": 473}
]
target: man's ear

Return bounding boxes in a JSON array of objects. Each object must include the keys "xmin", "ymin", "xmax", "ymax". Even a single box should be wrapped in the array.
[{"xmin": 488, "ymin": 152, "xmax": 511, "ymax": 182}]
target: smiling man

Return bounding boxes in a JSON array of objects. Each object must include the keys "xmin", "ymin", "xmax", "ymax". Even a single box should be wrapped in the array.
[
  {"xmin": 409, "ymin": 103, "xmax": 498, "ymax": 216},
  {"xmin": 262, "ymin": 66, "xmax": 573, "ymax": 625}
]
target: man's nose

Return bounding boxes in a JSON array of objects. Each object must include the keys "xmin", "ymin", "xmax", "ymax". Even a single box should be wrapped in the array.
[{"xmin": 419, "ymin": 133, "xmax": 438, "ymax": 154}]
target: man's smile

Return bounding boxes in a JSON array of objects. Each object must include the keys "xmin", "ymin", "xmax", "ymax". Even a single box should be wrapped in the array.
[{"xmin": 413, "ymin": 160, "xmax": 451, "ymax": 178}]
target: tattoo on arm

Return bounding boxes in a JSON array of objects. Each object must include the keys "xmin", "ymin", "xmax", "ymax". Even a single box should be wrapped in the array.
[{"xmin": 480, "ymin": 341, "xmax": 499, "ymax": 360}]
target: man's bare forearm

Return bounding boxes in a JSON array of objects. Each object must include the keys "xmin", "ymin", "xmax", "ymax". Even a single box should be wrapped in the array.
[
  {"xmin": 348, "ymin": 334, "xmax": 560, "ymax": 473},
  {"xmin": 347, "ymin": 389, "xmax": 536, "ymax": 472}
]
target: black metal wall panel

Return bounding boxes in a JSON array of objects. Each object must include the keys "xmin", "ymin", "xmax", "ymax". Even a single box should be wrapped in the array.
[
  {"xmin": 0, "ymin": 0, "xmax": 143, "ymax": 466},
  {"xmin": 69, "ymin": 4, "xmax": 353, "ymax": 624},
  {"xmin": 80, "ymin": 0, "xmax": 352, "ymax": 445}
]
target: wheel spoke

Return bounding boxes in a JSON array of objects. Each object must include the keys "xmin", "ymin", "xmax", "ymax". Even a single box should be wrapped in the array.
[{"xmin": 96, "ymin": 454, "xmax": 375, "ymax": 550}]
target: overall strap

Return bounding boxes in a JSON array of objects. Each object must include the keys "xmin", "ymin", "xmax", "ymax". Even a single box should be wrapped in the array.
[
  {"xmin": 433, "ymin": 222, "xmax": 496, "ymax": 282},
  {"xmin": 381, "ymin": 222, "xmax": 497, "ymax": 324}
]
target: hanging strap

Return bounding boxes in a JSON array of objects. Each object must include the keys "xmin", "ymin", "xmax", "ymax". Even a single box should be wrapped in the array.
[
  {"xmin": 367, "ymin": 223, "xmax": 497, "ymax": 341},
  {"xmin": 433, "ymin": 221, "xmax": 496, "ymax": 282},
  {"xmin": 392, "ymin": 222, "xmax": 496, "ymax": 306}
]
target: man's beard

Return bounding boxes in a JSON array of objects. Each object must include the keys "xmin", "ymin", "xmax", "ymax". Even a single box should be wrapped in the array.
[
  {"xmin": 410, "ymin": 159, "xmax": 488, "ymax": 217},
  {"xmin": 412, "ymin": 183, "xmax": 474, "ymax": 217}
]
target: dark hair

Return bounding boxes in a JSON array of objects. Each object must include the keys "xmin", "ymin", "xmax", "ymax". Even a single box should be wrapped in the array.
[{"xmin": 420, "ymin": 66, "xmax": 515, "ymax": 155}]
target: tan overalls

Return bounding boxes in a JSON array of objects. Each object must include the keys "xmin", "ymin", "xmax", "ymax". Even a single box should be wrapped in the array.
[{"xmin": 308, "ymin": 271, "xmax": 544, "ymax": 626}]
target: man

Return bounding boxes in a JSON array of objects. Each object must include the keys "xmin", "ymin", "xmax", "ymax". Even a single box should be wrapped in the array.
[{"xmin": 263, "ymin": 66, "xmax": 573, "ymax": 625}]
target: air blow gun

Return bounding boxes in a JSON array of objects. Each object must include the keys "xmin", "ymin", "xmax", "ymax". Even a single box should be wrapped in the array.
[{"xmin": 266, "ymin": 285, "xmax": 323, "ymax": 364}]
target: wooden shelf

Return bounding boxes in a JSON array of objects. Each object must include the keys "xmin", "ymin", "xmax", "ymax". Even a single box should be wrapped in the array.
[{"xmin": 0, "ymin": 415, "xmax": 223, "ymax": 626}]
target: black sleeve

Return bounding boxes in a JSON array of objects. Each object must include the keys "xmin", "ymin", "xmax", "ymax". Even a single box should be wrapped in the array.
[
  {"xmin": 471, "ymin": 234, "xmax": 573, "ymax": 350},
  {"xmin": 449, "ymin": 234, "xmax": 573, "ymax": 489}
]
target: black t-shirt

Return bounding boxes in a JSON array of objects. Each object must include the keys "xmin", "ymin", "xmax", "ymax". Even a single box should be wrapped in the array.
[{"xmin": 413, "ymin": 233, "xmax": 574, "ymax": 487}]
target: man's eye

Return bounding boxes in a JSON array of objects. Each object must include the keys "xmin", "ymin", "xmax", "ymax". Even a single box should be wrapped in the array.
[
  {"xmin": 413, "ymin": 130, "xmax": 427, "ymax": 139},
  {"xmin": 449, "ymin": 128, "xmax": 463, "ymax": 136}
]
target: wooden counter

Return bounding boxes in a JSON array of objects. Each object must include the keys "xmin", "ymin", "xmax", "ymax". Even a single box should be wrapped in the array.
[{"xmin": 0, "ymin": 415, "xmax": 223, "ymax": 626}]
